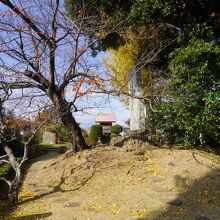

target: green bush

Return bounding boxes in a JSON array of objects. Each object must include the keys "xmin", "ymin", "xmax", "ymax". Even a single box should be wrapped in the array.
[
  {"xmin": 28, "ymin": 144, "xmax": 45, "ymax": 159},
  {"xmin": 0, "ymin": 164, "xmax": 13, "ymax": 179},
  {"xmin": 0, "ymin": 158, "xmax": 22, "ymax": 180},
  {"xmin": 169, "ymin": 40, "xmax": 220, "ymax": 147},
  {"xmin": 151, "ymin": 39, "xmax": 220, "ymax": 148},
  {"xmin": 111, "ymin": 124, "xmax": 122, "ymax": 135},
  {"xmin": 89, "ymin": 124, "xmax": 102, "ymax": 145}
]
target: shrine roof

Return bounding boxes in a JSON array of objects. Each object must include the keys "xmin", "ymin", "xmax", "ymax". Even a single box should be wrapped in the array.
[{"xmin": 96, "ymin": 113, "xmax": 116, "ymax": 123}]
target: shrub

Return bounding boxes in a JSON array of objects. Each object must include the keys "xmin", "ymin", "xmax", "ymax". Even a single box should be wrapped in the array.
[
  {"xmin": 28, "ymin": 144, "xmax": 45, "ymax": 159},
  {"xmin": 111, "ymin": 124, "xmax": 123, "ymax": 135},
  {"xmin": 0, "ymin": 164, "xmax": 13, "ymax": 180},
  {"xmin": 89, "ymin": 124, "xmax": 102, "ymax": 145},
  {"xmin": 0, "ymin": 158, "xmax": 22, "ymax": 180}
]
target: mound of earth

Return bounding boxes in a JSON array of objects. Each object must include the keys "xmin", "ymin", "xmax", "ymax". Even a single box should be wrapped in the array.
[{"xmin": 1, "ymin": 144, "xmax": 220, "ymax": 220}]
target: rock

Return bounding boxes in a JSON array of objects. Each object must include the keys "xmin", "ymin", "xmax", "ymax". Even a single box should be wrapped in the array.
[
  {"xmin": 168, "ymin": 162, "xmax": 175, "ymax": 167},
  {"xmin": 123, "ymin": 139, "xmax": 146, "ymax": 151},
  {"xmin": 167, "ymin": 199, "xmax": 183, "ymax": 206},
  {"xmin": 110, "ymin": 136, "xmax": 127, "ymax": 147},
  {"xmin": 125, "ymin": 129, "xmax": 147, "ymax": 136}
]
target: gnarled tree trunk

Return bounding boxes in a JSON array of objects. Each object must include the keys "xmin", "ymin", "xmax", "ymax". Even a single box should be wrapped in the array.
[
  {"xmin": 59, "ymin": 108, "xmax": 88, "ymax": 152},
  {"xmin": 1, "ymin": 145, "xmax": 23, "ymax": 206},
  {"xmin": 50, "ymin": 93, "xmax": 88, "ymax": 152},
  {"xmin": 8, "ymin": 173, "xmax": 21, "ymax": 206}
]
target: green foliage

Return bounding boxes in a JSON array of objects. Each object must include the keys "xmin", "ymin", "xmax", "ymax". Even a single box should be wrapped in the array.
[
  {"xmin": 111, "ymin": 124, "xmax": 123, "ymax": 135},
  {"xmin": 0, "ymin": 158, "xmax": 22, "ymax": 180},
  {"xmin": 89, "ymin": 124, "xmax": 102, "ymax": 145},
  {"xmin": 129, "ymin": 0, "xmax": 172, "ymax": 25},
  {"xmin": 66, "ymin": 0, "xmax": 220, "ymax": 149},
  {"xmin": 66, "ymin": 0, "xmax": 220, "ymax": 53},
  {"xmin": 154, "ymin": 40, "xmax": 220, "ymax": 147},
  {"xmin": 0, "ymin": 163, "xmax": 13, "ymax": 179},
  {"xmin": 177, "ymin": 23, "xmax": 214, "ymax": 45},
  {"xmin": 28, "ymin": 144, "xmax": 46, "ymax": 159},
  {"xmin": 129, "ymin": 0, "xmax": 217, "ymax": 29}
]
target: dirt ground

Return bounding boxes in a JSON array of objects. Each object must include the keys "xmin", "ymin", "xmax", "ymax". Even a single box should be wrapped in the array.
[{"xmin": 1, "ymin": 144, "xmax": 220, "ymax": 220}]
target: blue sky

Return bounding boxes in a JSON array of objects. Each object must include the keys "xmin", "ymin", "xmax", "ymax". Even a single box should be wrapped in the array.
[
  {"xmin": 74, "ymin": 95, "xmax": 130, "ymax": 128},
  {"xmin": 0, "ymin": 1, "xmax": 130, "ymax": 129}
]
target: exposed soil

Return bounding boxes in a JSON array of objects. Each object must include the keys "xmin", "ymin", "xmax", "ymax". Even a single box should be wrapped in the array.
[{"xmin": 1, "ymin": 144, "xmax": 220, "ymax": 220}]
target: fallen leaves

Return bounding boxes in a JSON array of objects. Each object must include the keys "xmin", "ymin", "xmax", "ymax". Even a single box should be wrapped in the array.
[
  {"xmin": 109, "ymin": 203, "xmax": 120, "ymax": 215},
  {"xmin": 18, "ymin": 188, "xmax": 36, "ymax": 203},
  {"xmin": 130, "ymin": 208, "xmax": 147, "ymax": 217},
  {"xmin": 87, "ymin": 203, "xmax": 102, "ymax": 212}
]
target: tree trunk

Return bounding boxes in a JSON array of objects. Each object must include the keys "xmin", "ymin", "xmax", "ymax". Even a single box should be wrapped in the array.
[
  {"xmin": 2, "ymin": 145, "xmax": 23, "ymax": 206},
  {"xmin": 59, "ymin": 108, "xmax": 89, "ymax": 152},
  {"xmin": 8, "ymin": 172, "xmax": 22, "ymax": 206},
  {"xmin": 51, "ymin": 94, "xmax": 89, "ymax": 152},
  {"xmin": 8, "ymin": 185, "xmax": 19, "ymax": 206}
]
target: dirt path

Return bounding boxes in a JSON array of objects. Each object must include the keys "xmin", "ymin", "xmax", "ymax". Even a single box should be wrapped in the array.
[{"xmin": 1, "ymin": 146, "xmax": 220, "ymax": 220}]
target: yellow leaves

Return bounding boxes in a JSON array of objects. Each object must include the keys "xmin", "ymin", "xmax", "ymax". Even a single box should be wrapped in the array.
[
  {"xmin": 87, "ymin": 203, "xmax": 102, "ymax": 212},
  {"xmin": 109, "ymin": 203, "xmax": 120, "ymax": 215},
  {"xmin": 18, "ymin": 188, "xmax": 36, "ymax": 203},
  {"xmin": 143, "ymin": 159, "xmax": 165, "ymax": 177},
  {"xmin": 103, "ymin": 28, "xmax": 153, "ymax": 96},
  {"xmin": 102, "ymin": 37, "xmax": 139, "ymax": 93},
  {"xmin": 130, "ymin": 208, "xmax": 147, "ymax": 217},
  {"xmin": 197, "ymin": 189, "xmax": 215, "ymax": 206}
]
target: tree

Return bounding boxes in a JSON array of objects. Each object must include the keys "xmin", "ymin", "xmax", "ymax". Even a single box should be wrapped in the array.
[
  {"xmin": 0, "ymin": 0, "xmax": 107, "ymax": 152},
  {"xmin": 0, "ymin": 87, "xmax": 44, "ymax": 206},
  {"xmin": 66, "ymin": 0, "xmax": 220, "ymax": 147},
  {"xmin": 169, "ymin": 39, "xmax": 220, "ymax": 146},
  {"xmin": 65, "ymin": 0, "xmax": 177, "ymax": 131}
]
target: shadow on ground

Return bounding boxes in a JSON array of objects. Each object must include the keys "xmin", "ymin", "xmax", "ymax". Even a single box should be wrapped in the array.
[
  {"xmin": 137, "ymin": 168, "xmax": 220, "ymax": 220},
  {"xmin": 13, "ymin": 212, "xmax": 52, "ymax": 220},
  {"xmin": 0, "ymin": 153, "xmax": 60, "ymax": 219}
]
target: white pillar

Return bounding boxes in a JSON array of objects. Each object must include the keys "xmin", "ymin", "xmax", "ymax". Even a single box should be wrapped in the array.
[{"xmin": 128, "ymin": 69, "xmax": 146, "ymax": 130}]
